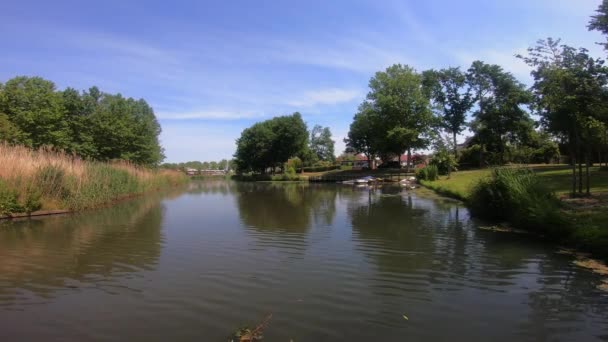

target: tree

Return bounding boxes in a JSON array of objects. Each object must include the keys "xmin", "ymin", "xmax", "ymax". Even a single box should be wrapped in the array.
[
  {"xmin": 0, "ymin": 77, "xmax": 165, "ymax": 166},
  {"xmin": 423, "ymin": 68, "xmax": 475, "ymax": 159},
  {"xmin": 310, "ymin": 125, "xmax": 336, "ymax": 162},
  {"xmin": 218, "ymin": 159, "xmax": 228, "ymax": 170},
  {"xmin": 589, "ymin": 0, "xmax": 608, "ymax": 50},
  {"xmin": 518, "ymin": 38, "xmax": 608, "ymax": 196},
  {"xmin": 234, "ymin": 113, "xmax": 308, "ymax": 173},
  {"xmin": 347, "ymin": 64, "xmax": 433, "ymax": 169},
  {"xmin": 371, "ymin": 65, "xmax": 433, "ymax": 164},
  {"xmin": 345, "ymin": 102, "xmax": 382, "ymax": 168},
  {"xmin": 0, "ymin": 77, "xmax": 70, "ymax": 149},
  {"xmin": 466, "ymin": 61, "xmax": 532, "ymax": 166}
]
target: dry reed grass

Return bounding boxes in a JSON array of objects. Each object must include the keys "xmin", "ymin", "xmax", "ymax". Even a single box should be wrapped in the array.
[{"xmin": 0, "ymin": 143, "xmax": 187, "ymax": 214}]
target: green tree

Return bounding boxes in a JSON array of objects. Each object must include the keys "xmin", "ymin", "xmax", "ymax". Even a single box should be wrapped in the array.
[
  {"xmin": 466, "ymin": 61, "xmax": 532, "ymax": 166},
  {"xmin": 518, "ymin": 38, "xmax": 608, "ymax": 196},
  {"xmin": 217, "ymin": 159, "xmax": 228, "ymax": 170},
  {"xmin": 345, "ymin": 103, "xmax": 382, "ymax": 168},
  {"xmin": 367, "ymin": 64, "xmax": 433, "ymax": 167},
  {"xmin": 589, "ymin": 0, "xmax": 608, "ymax": 50},
  {"xmin": 423, "ymin": 67, "xmax": 475, "ymax": 159},
  {"xmin": 310, "ymin": 125, "xmax": 336, "ymax": 162},
  {"xmin": 0, "ymin": 77, "xmax": 70, "ymax": 149},
  {"xmin": 234, "ymin": 113, "xmax": 308, "ymax": 173}
]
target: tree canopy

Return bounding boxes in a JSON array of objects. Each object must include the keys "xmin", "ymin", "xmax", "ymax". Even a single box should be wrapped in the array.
[
  {"xmin": 234, "ymin": 113, "xmax": 308, "ymax": 173},
  {"xmin": 310, "ymin": 125, "xmax": 336, "ymax": 162},
  {"xmin": 345, "ymin": 64, "xmax": 433, "ymax": 167},
  {"xmin": 0, "ymin": 76, "xmax": 164, "ymax": 166}
]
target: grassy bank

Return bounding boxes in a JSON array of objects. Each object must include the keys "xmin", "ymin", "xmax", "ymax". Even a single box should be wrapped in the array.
[
  {"xmin": 420, "ymin": 165, "xmax": 608, "ymax": 259},
  {"xmin": 0, "ymin": 144, "xmax": 188, "ymax": 216}
]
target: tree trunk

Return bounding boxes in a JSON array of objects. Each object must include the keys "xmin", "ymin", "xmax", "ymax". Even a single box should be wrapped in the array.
[
  {"xmin": 453, "ymin": 131, "xmax": 458, "ymax": 159},
  {"xmin": 571, "ymin": 151, "xmax": 576, "ymax": 198},
  {"xmin": 479, "ymin": 143, "xmax": 484, "ymax": 168},
  {"xmin": 398, "ymin": 153, "xmax": 402, "ymax": 170},
  {"xmin": 586, "ymin": 149, "xmax": 591, "ymax": 196},
  {"xmin": 407, "ymin": 149, "xmax": 412, "ymax": 173},
  {"xmin": 578, "ymin": 161, "xmax": 583, "ymax": 194}
]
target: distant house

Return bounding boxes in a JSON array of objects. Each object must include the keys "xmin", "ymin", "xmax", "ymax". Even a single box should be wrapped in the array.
[
  {"xmin": 389, "ymin": 153, "xmax": 428, "ymax": 168},
  {"xmin": 185, "ymin": 167, "xmax": 199, "ymax": 175},
  {"xmin": 340, "ymin": 153, "xmax": 379, "ymax": 170}
]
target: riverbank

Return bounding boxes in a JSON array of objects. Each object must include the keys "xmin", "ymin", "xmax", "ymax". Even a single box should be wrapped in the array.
[
  {"xmin": 420, "ymin": 165, "xmax": 608, "ymax": 260},
  {"xmin": 0, "ymin": 144, "xmax": 188, "ymax": 218}
]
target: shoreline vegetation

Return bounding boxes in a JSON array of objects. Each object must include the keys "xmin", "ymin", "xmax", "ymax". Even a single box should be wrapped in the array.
[
  {"xmin": 419, "ymin": 165, "xmax": 608, "ymax": 260},
  {"xmin": 0, "ymin": 144, "xmax": 187, "ymax": 218}
]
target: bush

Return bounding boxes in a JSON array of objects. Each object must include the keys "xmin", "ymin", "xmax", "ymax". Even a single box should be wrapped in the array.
[
  {"xmin": 416, "ymin": 165, "xmax": 439, "ymax": 181},
  {"xmin": 0, "ymin": 181, "xmax": 22, "ymax": 215},
  {"xmin": 0, "ymin": 182, "xmax": 41, "ymax": 215},
  {"xmin": 430, "ymin": 150, "xmax": 457, "ymax": 175},
  {"xmin": 458, "ymin": 144, "xmax": 482, "ymax": 168},
  {"xmin": 301, "ymin": 165, "xmax": 340, "ymax": 173},
  {"xmin": 468, "ymin": 167, "xmax": 567, "ymax": 235}
]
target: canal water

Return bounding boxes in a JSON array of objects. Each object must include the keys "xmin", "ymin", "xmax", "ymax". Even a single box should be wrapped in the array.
[{"xmin": 0, "ymin": 181, "xmax": 607, "ymax": 341}]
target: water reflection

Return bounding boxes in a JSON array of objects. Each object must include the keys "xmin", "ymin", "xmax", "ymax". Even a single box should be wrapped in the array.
[
  {"xmin": 0, "ymin": 194, "xmax": 165, "ymax": 303},
  {"xmin": 236, "ymin": 182, "xmax": 337, "ymax": 233},
  {"xmin": 0, "ymin": 182, "xmax": 607, "ymax": 341}
]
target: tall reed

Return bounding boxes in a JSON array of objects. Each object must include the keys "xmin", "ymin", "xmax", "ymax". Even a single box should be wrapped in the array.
[
  {"xmin": 468, "ymin": 167, "xmax": 567, "ymax": 235},
  {"xmin": 0, "ymin": 144, "xmax": 187, "ymax": 214}
]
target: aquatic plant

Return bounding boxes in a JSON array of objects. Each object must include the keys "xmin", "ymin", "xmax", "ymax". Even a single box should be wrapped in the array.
[{"xmin": 230, "ymin": 314, "xmax": 272, "ymax": 342}]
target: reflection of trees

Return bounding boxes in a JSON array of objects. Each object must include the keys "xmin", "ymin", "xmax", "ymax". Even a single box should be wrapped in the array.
[
  {"xmin": 187, "ymin": 180, "xmax": 237, "ymax": 195},
  {"xmin": 236, "ymin": 182, "xmax": 337, "ymax": 233},
  {"xmin": 517, "ymin": 256, "xmax": 608, "ymax": 340},
  {"xmin": 349, "ymin": 188, "xmax": 437, "ymax": 274},
  {"xmin": 0, "ymin": 194, "xmax": 164, "ymax": 299}
]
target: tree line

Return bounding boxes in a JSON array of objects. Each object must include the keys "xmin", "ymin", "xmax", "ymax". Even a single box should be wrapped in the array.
[
  {"xmin": 233, "ymin": 112, "xmax": 336, "ymax": 174},
  {"xmin": 0, "ymin": 76, "xmax": 164, "ymax": 166},
  {"xmin": 343, "ymin": 1, "xmax": 608, "ymax": 197},
  {"xmin": 161, "ymin": 159, "xmax": 234, "ymax": 171}
]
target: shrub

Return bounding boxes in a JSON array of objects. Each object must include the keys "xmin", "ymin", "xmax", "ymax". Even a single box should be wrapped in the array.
[
  {"xmin": 0, "ymin": 181, "xmax": 22, "ymax": 215},
  {"xmin": 430, "ymin": 150, "xmax": 457, "ymax": 175},
  {"xmin": 416, "ymin": 165, "xmax": 438, "ymax": 181},
  {"xmin": 301, "ymin": 165, "xmax": 340, "ymax": 173},
  {"xmin": 468, "ymin": 167, "xmax": 567, "ymax": 235}
]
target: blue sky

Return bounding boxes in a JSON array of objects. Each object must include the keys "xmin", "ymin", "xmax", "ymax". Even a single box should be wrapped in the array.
[{"xmin": 1, "ymin": 0, "xmax": 604, "ymax": 162}]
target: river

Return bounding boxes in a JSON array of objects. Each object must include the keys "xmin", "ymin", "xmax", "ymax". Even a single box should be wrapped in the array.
[{"xmin": 0, "ymin": 181, "xmax": 607, "ymax": 341}]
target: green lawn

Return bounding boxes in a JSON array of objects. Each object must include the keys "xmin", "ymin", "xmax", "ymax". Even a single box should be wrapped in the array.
[{"xmin": 422, "ymin": 164, "xmax": 608, "ymax": 199}]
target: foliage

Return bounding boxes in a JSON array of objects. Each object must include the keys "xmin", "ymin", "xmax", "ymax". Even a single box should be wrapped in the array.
[
  {"xmin": 423, "ymin": 67, "xmax": 475, "ymax": 158},
  {"xmin": 346, "ymin": 64, "xmax": 433, "ymax": 165},
  {"xmin": 234, "ymin": 113, "xmax": 308, "ymax": 173},
  {"xmin": 468, "ymin": 168, "xmax": 566, "ymax": 234},
  {"xmin": 0, "ymin": 77, "xmax": 165, "ymax": 166},
  {"xmin": 310, "ymin": 125, "xmax": 336, "ymax": 162},
  {"xmin": 301, "ymin": 165, "xmax": 341, "ymax": 173},
  {"xmin": 589, "ymin": 0, "xmax": 608, "ymax": 50},
  {"xmin": 518, "ymin": 38, "xmax": 608, "ymax": 196},
  {"xmin": 458, "ymin": 144, "xmax": 483, "ymax": 168},
  {"xmin": 416, "ymin": 165, "xmax": 439, "ymax": 181},
  {"xmin": 285, "ymin": 157, "xmax": 303, "ymax": 171},
  {"xmin": 0, "ymin": 144, "xmax": 187, "ymax": 215},
  {"xmin": 466, "ymin": 61, "xmax": 534, "ymax": 166},
  {"xmin": 430, "ymin": 147, "xmax": 458, "ymax": 175},
  {"xmin": 0, "ymin": 181, "xmax": 22, "ymax": 216}
]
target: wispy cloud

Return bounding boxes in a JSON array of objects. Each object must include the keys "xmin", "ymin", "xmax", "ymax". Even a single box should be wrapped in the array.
[
  {"xmin": 285, "ymin": 88, "xmax": 362, "ymax": 107},
  {"xmin": 157, "ymin": 109, "xmax": 263, "ymax": 120}
]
